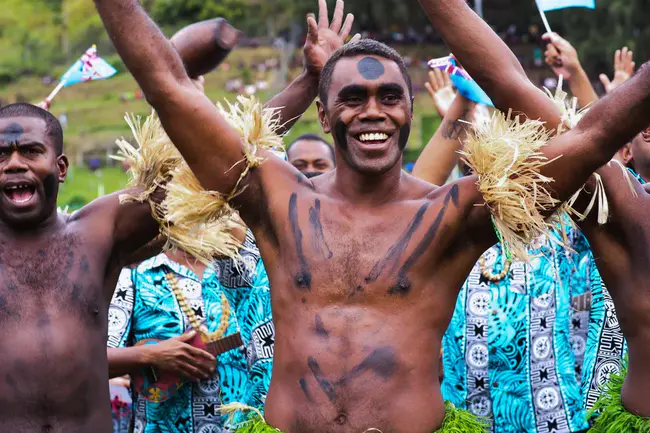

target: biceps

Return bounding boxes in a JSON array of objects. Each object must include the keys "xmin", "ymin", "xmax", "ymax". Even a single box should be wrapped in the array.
[{"xmin": 152, "ymin": 84, "xmax": 247, "ymax": 194}]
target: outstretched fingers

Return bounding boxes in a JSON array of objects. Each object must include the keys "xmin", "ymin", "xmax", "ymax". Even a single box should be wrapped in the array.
[
  {"xmin": 318, "ymin": 0, "xmax": 329, "ymax": 28},
  {"xmin": 340, "ymin": 12, "xmax": 355, "ymax": 41},
  {"xmin": 306, "ymin": 13, "xmax": 319, "ymax": 44},
  {"xmin": 330, "ymin": 0, "xmax": 344, "ymax": 33}
]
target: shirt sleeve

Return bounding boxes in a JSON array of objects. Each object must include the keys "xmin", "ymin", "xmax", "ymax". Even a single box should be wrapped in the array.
[{"xmin": 107, "ymin": 268, "xmax": 136, "ymax": 349}]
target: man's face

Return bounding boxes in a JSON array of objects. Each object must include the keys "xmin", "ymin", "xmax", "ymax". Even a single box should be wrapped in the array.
[
  {"xmin": 288, "ymin": 139, "xmax": 335, "ymax": 178},
  {"xmin": 318, "ymin": 55, "xmax": 412, "ymax": 175},
  {"xmin": 0, "ymin": 117, "xmax": 68, "ymax": 229}
]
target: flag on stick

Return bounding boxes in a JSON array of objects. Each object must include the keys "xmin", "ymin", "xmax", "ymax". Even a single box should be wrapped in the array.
[
  {"xmin": 428, "ymin": 56, "xmax": 494, "ymax": 107},
  {"xmin": 535, "ymin": 0, "xmax": 595, "ymax": 34},
  {"xmin": 536, "ymin": 0, "xmax": 595, "ymax": 12},
  {"xmin": 39, "ymin": 45, "xmax": 118, "ymax": 110}
]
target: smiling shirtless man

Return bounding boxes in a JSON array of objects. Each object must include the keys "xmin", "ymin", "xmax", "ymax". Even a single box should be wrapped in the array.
[
  {"xmin": 416, "ymin": 0, "xmax": 650, "ymax": 429},
  {"xmin": 93, "ymin": 0, "xmax": 650, "ymax": 430}
]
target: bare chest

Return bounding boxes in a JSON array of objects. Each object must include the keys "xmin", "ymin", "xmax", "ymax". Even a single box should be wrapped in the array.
[
  {"xmin": 0, "ymin": 232, "xmax": 107, "ymax": 328},
  {"xmin": 276, "ymin": 192, "xmax": 457, "ymax": 300}
]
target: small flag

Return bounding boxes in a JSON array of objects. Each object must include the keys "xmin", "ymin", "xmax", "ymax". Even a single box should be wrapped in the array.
[
  {"xmin": 535, "ymin": 0, "xmax": 595, "ymax": 12},
  {"xmin": 60, "ymin": 45, "xmax": 118, "ymax": 87},
  {"xmin": 428, "ymin": 56, "xmax": 494, "ymax": 107}
]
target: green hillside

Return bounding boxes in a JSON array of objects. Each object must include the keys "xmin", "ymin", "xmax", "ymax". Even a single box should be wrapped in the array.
[{"xmin": 0, "ymin": 47, "xmax": 440, "ymax": 208}]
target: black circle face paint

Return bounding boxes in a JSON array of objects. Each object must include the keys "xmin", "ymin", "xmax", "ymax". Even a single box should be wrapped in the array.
[
  {"xmin": 357, "ymin": 57, "xmax": 385, "ymax": 80},
  {"xmin": 398, "ymin": 124, "xmax": 410, "ymax": 151}
]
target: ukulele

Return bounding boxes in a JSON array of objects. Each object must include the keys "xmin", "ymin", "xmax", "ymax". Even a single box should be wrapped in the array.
[
  {"xmin": 132, "ymin": 272, "xmax": 244, "ymax": 402},
  {"xmin": 132, "ymin": 331, "xmax": 244, "ymax": 402}
]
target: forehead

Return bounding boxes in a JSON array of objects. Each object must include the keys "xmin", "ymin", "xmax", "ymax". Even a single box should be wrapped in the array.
[
  {"xmin": 328, "ymin": 55, "xmax": 408, "ymax": 97},
  {"xmin": 0, "ymin": 117, "xmax": 48, "ymax": 144},
  {"xmin": 289, "ymin": 139, "xmax": 332, "ymax": 160}
]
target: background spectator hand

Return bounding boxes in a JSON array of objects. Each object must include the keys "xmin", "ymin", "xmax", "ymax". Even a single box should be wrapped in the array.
[
  {"xmin": 543, "ymin": 32, "xmax": 581, "ymax": 79},
  {"xmin": 425, "ymin": 69, "xmax": 456, "ymax": 119},
  {"xmin": 600, "ymin": 47, "xmax": 636, "ymax": 93},
  {"xmin": 147, "ymin": 331, "xmax": 216, "ymax": 382}
]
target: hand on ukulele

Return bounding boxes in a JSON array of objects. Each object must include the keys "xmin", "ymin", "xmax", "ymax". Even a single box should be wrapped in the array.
[{"xmin": 148, "ymin": 331, "xmax": 216, "ymax": 382}]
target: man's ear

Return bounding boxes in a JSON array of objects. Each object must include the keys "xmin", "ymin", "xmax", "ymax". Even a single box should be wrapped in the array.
[
  {"xmin": 57, "ymin": 154, "xmax": 69, "ymax": 183},
  {"xmin": 317, "ymin": 100, "xmax": 331, "ymax": 133}
]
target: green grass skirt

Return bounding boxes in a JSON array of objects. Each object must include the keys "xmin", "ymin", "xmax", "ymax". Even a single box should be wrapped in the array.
[
  {"xmin": 588, "ymin": 364, "xmax": 650, "ymax": 432},
  {"xmin": 233, "ymin": 402, "xmax": 488, "ymax": 433}
]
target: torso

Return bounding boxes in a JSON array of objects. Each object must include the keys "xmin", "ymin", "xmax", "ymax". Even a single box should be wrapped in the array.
[
  {"xmin": 0, "ymin": 215, "xmax": 113, "ymax": 433},
  {"xmin": 255, "ymin": 172, "xmax": 487, "ymax": 433},
  {"xmin": 581, "ymin": 175, "xmax": 650, "ymax": 416}
]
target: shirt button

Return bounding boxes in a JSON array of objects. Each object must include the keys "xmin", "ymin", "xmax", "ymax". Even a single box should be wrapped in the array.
[
  {"xmin": 490, "ymin": 348, "xmax": 497, "ymax": 354},
  {"xmin": 492, "ymin": 310, "xmax": 498, "ymax": 316},
  {"xmin": 209, "ymin": 315, "xmax": 215, "ymax": 320},
  {"xmin": 493, "ymin": 382, "xmax": 499, "ymax": 388}
]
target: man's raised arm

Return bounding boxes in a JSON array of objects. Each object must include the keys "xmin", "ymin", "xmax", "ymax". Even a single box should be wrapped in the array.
[
  {"xmin": 94, "ymin": 0, "xmax": 249, "ymax": 195},
  {"xmin": 541, "ymin": 64, "xmax": 650, "ymax": 204},
  {"xmin": 417, "ymin": 0, "xmax": 562, "ymax": 130}
]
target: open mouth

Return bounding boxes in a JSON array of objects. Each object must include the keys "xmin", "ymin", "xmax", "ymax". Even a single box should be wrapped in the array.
[
  {"xmin": 355, "ymin": 132, "xmax": 391, "ymax": 146},
  {"xmin": 3, "ymin": 184, "xmax": 36, "ymax": 204}
]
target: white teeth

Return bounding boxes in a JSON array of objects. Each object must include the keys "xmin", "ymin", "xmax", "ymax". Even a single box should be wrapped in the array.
[{"xmin": 359, "ymin": 133, "xmax": 389, "ymax": 142}]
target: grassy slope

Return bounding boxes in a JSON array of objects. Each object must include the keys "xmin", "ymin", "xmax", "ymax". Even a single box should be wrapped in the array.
[{"xmin": 0, "ymin": 47, "xmax": 440, "ymax": 207}]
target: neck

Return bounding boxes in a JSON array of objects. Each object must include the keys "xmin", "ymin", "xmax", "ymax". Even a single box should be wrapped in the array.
[
  {"xmin": 165, "ymin": 249, "xmax": 207, "ymax": 278},
  {"xmin": 0, "ymin": 210, "xmax": 62, "ymax": 240},
  {"xmin": 635, "ymin": 165, "xmax": 650, "ymax": 183},
  {"xmin": 333, "ymin": 160, "xmax": 403, "ymax": 206}
]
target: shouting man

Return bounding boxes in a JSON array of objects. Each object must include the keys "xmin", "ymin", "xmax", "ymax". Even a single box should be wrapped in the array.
[{"xmin": 94, "ymin": 0, "xmax": 650, "ymax": 431}]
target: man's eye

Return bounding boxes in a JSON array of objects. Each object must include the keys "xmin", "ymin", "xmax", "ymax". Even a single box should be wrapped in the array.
[{"xmin": 383, "ymin": 94, "xmax": 400, "ymax": 104}]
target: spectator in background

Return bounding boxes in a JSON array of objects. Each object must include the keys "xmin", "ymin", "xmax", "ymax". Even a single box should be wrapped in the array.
[{"xmin": 286, "ymin": 133, "xmax": 336, "ymax": 178}]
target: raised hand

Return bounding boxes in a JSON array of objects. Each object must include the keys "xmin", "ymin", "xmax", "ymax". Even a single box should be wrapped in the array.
[
  {"xmin": 425, "ymin": 69, "xmax": 456, "ymax": 119},
  {"xmin": 148, "ymin": 331, "xmax": 216, "ymax": 382},
  {"xmin": 543, "ymin": 33, "xmax": 581, "ymax": 80},
  {"xmin": 600, "ymin": 47, "xmax": 636, "ymax": 93},
  {"xmin": 303, "ymin": 0, "xmax": 360, "ymax": 78}
]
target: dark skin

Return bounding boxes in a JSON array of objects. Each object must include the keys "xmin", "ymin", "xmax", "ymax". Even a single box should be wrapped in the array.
[
  {"xmin": 417, "ymin": 0, "xmax": 650, "ymax": 416},
  {"xmin": 0, "ymin": 116, "xmax": 159, "ymax": 432},
  {"xmin": 288, "ymin": 139, "xmax": 335, "ymax": 177},
  {"xmin": 95, "ymin": 0, "xmax": 650, "ymax": 428}
]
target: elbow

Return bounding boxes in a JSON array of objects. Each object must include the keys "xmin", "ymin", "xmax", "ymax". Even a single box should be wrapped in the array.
[{"xmin": 142, "ymin": 76, "xmax": 193, "ymax": 110}]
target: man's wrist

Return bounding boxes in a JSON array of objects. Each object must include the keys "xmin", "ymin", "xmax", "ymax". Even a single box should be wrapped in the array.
[
  {"xmin": 567, "ymin": 65, "xmax": 588, "ymax": 83},
  {"xmin": 299, "ymin": 69, "xmax": 321, "ymax": 97}
]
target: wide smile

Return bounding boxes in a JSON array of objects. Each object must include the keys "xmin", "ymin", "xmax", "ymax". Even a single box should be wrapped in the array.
[
  {"xmin": 3, "ymin": 183, "xmax": 37, "ymax": 206},
  {"xmin": 353, "ymin": 131, "xmax": 393, "ymax": 149}
]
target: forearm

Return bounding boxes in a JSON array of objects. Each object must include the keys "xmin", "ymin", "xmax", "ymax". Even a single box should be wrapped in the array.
[
  {"xmin": 265, "ymin": 71, "xmax": 320, "ymax": 136},
  {"xmin": 412, "ymin": 95, "xmax": 472, "ymax": 185},
  {"xmin": 568, "ymin": 67, "xmax": 599, "ymax": 108},
  {"xmin": 544, "ymin": 63, "xmax": 650, "ymax": 203},
  {"xmin": 94, "ymin": 0, "xmax": 191, "ymax": 101},
  {"xmin": 418, "ymin": 0, "xmax": 561, "ymax": 129},
  {"xmin": 107, "ymin": 346, "xmax": 153, "ymax": 379}
]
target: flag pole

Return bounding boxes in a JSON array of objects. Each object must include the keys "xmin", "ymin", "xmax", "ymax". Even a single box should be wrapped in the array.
[
  {"xmin": 46, "ymin": 80, "xmax": 67, "ymax": 103},
  {"xmin": 538, "ymin": 6, "xmax": 553, "ymax": 34}
]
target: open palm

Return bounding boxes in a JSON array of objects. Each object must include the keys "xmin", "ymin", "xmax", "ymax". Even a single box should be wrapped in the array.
[{"xmin": 303, "ymin": 0, "xmax": 358, "ymax": 77}]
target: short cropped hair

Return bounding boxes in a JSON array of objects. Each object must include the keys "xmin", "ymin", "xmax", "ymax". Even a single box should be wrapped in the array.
[
  {"xmin": 287, "ymin": 134, "xmax": 335, "ymax": 163},
  {"xmin": 318, "ymin": 39, "xmax": 413, "ymax": 107},
  {"xmin": 0, "ymin": 103, "xmax": 63, "ymax": 155}
]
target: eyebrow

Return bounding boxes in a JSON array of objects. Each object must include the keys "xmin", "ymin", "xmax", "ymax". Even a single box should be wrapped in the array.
[
  {"xmin": 379, "ymin": 83, "xmax": 406, "ymax": 95},
  {"xmin": 337, "ymin": 85, "xmax": 368, "ymax": 100},
  {"xmin": 0, "ymin": 141, "xmax": 46, "ymax": 149}
]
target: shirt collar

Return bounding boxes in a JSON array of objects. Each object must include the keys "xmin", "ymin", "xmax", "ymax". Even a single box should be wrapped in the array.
[{"xmin": 137, "ymin": 252, "xmax": 201, "ymax": 281}]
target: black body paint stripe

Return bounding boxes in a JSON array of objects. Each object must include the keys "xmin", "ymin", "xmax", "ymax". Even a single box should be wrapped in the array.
[
  {"xmin": 289, "ymin": 193, "xmax": 312, "ymax": 290},
  {"xmin": 366, "ymin": 202, "xmax": 431, "ymax": 284},
  {"xmin": 308, "ymin": 357, "xmax": 336, "ymax": 402},
  {"xmin": 389, "ymin": 185, "xmax": 460, "ymax": 296},
  {"xmin": 309, "ymin": 199, "xmax": 333, "ymax": 259}
]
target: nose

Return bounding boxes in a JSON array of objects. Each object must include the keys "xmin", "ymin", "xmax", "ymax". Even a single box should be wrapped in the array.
[
  {"xmin": 3, "ymin": 152, "xmax": 28, "ymax": 174},
  {"xmin": 358, "ymin": 97, "xmax": 386, "ymax": 122}
]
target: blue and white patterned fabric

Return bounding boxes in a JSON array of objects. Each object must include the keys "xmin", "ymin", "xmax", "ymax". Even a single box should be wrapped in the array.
[
  {"xmin": 442, "ymin": 230, "xmax": 589, "ymax": 433},
  {"xmin": 107, "ymin": 231, "xmax": 274, "ymax": 433}
]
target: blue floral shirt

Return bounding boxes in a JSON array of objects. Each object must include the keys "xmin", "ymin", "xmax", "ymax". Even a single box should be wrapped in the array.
[
  {"xmin": 442, "ymin": 229, "xmax": 589, "ymax": 433},
  {"xmin": 107, "ymin": 231, "xmax": 274, "ymax": 433}
]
